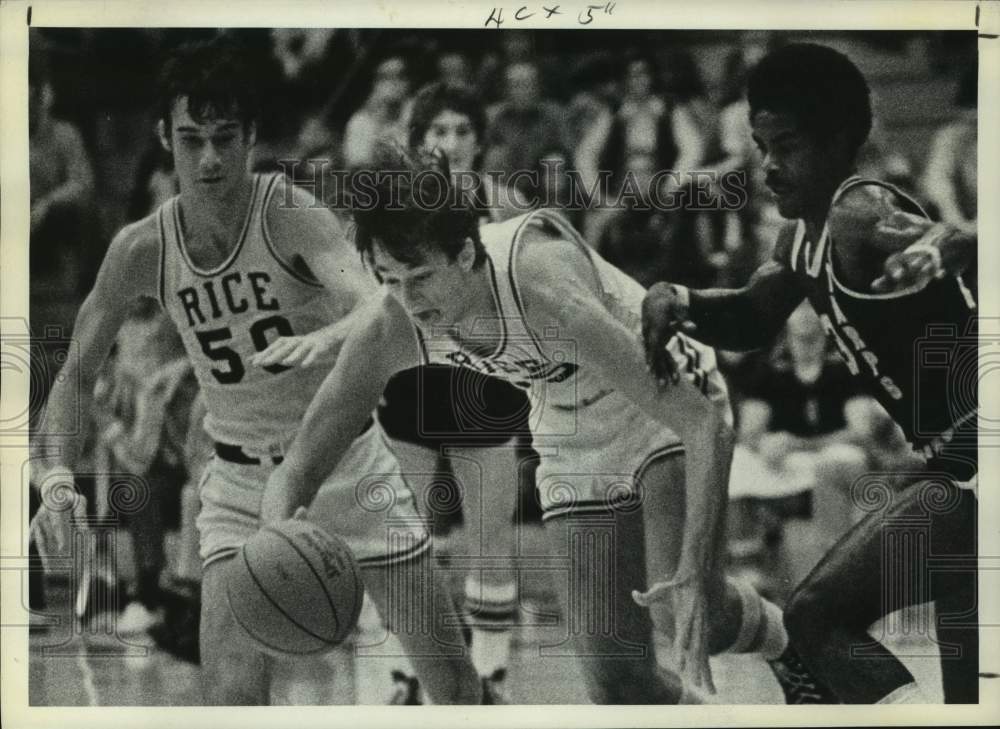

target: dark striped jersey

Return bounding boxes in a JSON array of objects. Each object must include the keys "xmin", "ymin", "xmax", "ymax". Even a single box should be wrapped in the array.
[{"xmin": 778, "ymin": 176, "xmax": 977, "ymax": 480}]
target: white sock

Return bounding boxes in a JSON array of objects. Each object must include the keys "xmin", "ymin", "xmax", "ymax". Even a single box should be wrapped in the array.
[
  {"xmin": 876, "ymin": 681, "xmax": 931, "ymax": 704},
  {"xmin": 727, "ymin": 579, "xmax": 788, "ymax": 660},
  {"xmin": 653, "ymin": 630, "xmax": 678, "ymax": 674},
  {"xmin": 464, "ymin": 574, "xmax": 516, "ymax": 678},
  {"xmin": 756, "ymin": 595, "xmax": 789, "ymax": 660}
]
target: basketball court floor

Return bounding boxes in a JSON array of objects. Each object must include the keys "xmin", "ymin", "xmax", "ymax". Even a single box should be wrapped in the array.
[{"xmin": 28, "ymin": 516, "xmax": 952, "ymax": 706}]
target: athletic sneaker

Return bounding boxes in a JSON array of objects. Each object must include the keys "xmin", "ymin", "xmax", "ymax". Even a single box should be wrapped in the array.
[
  {"xmin": 481, "ymin": 669, "xmax": 508, "ymax": 704},
  {"xmin": 481, "ymin": 668, "xmax": 507, "ymax": 704},
  {"xmin": 387, "ymin": 670, "xmax": 422, "ymax": 704},
  {"xmin": 116, "ymin": 601, "xmax": 164, "ymax": 636},
  {"xmin": 768, "ymin": 646, "xmax": 840, "ymax": 704}
]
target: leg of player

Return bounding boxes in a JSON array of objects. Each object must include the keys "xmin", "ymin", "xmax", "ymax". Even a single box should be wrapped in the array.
[
  {"xmin": 451, "ymin": 444, "xmax": 520, "ymax": 694},
  {"xmin": 388, "ymin": 437, "xmax": 450, "ymax": 535},
  {"xmin": 784, "ymin": 478, "xmax": 977, "ymax": 703},
  {"xmin": 199, "ymin": 558, "xmax": 270, "ymax": 704},
  {"xmin": 362, "ymin": 552, "xmax": 484, "ymax": 704},
  {"xmin": 373, "ymin": 435, "xmax": 458, "ymax": 703},
  {"xmin": 542, "ymin": 503, "xmax": 684, "ymax": 704},
  {"xmin": 639, "ymin": 452, "xmax": 790, "ymax": 692}
]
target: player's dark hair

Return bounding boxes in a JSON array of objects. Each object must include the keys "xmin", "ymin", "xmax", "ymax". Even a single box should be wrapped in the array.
[
  {"xmin": 407, "ymin": 82, "xmax": 486, "ymax": 151},
  {"xmin": 747, "ymin": 42, "xmax": 872, "ymax": 154},
  {"xmin": 352, "ymin": 142, "xmax": 485, "ymax": 273},
  {"xmin": 157, "ymin": 35, "xmax": 260, "ymax": 131}
]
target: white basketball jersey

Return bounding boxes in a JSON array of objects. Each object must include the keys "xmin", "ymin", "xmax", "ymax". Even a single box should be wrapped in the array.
[
  {"xmin": 414, "ymin": 209, "xmax": 730, "ymax": 441},
  {"xmin": 157, "ymin": 173, "xmax": 339, "ymax": 451}
]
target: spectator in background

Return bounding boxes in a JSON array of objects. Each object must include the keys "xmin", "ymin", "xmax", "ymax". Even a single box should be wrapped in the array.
[
  {"xmin": 583, "ymin": 51, "xmax": 707, "ymax": 249},
  {"xmin": 342, "ymin": 53, "xmax": 413, "ymax": 168},
  {"xmin": 725, "ymin": 304, "xmax": 909, "ymax": 579},
  {"xmin": 569, "ymin": 52, "xmax": 621, "ymax": 209},
  {"xmin": 661, "ymin": 49, "xmax": 732, "ymax": 285},
  {"xmin": 97, "ymin": 298, "xmax": 196, "ymax": 635},
  {"xmin": 411, "ymin": 81, "xmax": 529, "ymax": 222},
  {"xmin": 483, "ymin": 61, "xmax": 570, "ymax": 194},
  {"xmin": 594, "ymin": 151, "xmax": 697, "ymax": 288},
  {"xmin": 567, "ymin": 52, "xmax": 620, "ymax": 146},
  {"xmin": 437, "ymin": 50, "xmax": 473, "ymax": 89},
  {"xmin": 922, "ymin": 64, "xmax": 976, "ymax": 232},
  {"xmin": 597, "ymin": 51, "xmax": 706, "ymax": 200},
  {"xmin": 29, "ymin": 50, "xmax": 96, "ymax": 291}
]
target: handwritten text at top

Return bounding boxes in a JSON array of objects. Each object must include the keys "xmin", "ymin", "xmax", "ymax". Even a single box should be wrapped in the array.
[{"xmin": 484, "ymin": 3, "xmax": 617, "ymax": 28}]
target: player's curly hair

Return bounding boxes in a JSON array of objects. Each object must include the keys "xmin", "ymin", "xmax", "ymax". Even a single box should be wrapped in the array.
[
  {"xmin": 407, "ymin": 82, "xmax": 487, "ymax": 150},
  {"xmin": 352, "ymin": 141, "xmax": 486, "ymax": 273},
  {"xmin": 157, "ymin": 34, "xmax": 260, "ymax": 132},
  {"xmin": 747, "ymin": 42, "xmax": 872, "ymax": 155}
]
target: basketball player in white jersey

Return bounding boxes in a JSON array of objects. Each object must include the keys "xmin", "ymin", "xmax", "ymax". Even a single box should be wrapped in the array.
[
  {"xmin": 262, "ymin": 142, "xmax": 791, "ymax": 703},
  {"xmin": 642, "ymin": 44, "xmax": 978, "ymax": 703},
  {"xmin": 30, "ymin": 37, "xmax": 484, "ymax": 705}
]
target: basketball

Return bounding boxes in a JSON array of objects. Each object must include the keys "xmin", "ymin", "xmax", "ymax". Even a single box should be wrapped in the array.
[{"xmin": 225, "ymin": 518, "xmax": 364, "ymax": 656}]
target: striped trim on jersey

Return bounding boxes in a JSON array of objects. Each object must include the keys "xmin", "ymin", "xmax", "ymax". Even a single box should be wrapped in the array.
[
  {"xmin": 504, "ymin": 213, "xmax": 549, "ymax": 355},
  {"xmin": 156, "ymin": 206, "xmax": 168, "ymax": 307},
  {"xmin": 259, "ymin": 174, "xmax": 324, "ymax": 288},
  {"xmin": 540, "ymin": 442, "xmax": 686, "ymax": 522},
  {"xmin": 821, "ymin": 177, "xmax": 977, "ymax": 309}
]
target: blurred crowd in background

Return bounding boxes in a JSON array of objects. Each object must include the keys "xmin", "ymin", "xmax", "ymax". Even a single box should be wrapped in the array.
[{"xmin": 28, "ymin": 28, "xmax": 977, "ymax": 645}]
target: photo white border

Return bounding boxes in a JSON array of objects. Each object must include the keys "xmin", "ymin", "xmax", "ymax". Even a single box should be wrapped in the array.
[{"xmin": 2, "ymin": 0, "xmax": 997, "ymax": 726}]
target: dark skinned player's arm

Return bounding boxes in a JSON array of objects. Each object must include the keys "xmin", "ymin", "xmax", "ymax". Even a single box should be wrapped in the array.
[
  {"xmin": 686, "ymin": 222, "xmax": 810, "ymax": 350},
  {"xmin": 826, "ymin": 183, "xmax": 977, "ymax": 294}
]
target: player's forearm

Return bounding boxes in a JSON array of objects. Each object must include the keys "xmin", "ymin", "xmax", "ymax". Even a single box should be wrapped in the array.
[
  {"xmin": 687, "ymin": 286, "xmax": 786, "ymax": 350},
  {"xmin": 676, "ymin": 410, "xmax": 734, "ymax": 575},
  {"xmin": 281, "ymin": 416, "xmax": 358, "ymax": 511},
  {"xmin": 33, "ymin": 362, "xmax": 96, "ymax": 474}
]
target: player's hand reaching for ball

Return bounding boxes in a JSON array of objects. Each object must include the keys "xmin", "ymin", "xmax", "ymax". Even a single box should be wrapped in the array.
[
  {"xmin": 633, "ymin": 571, "xmax": 716, "ymax": 694},
  {"xmin": 641, "ymin": 282, "xmax": 695, "ymax": 388}
]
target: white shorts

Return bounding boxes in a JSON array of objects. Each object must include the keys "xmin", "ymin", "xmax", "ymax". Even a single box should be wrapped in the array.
[
  {"xmin": 533, "ymin": 389, "xmax": 687, "ymax": 521},
  {"xmin": 196, "ymin": 425, "xmax": 429, "ymax": 568}
]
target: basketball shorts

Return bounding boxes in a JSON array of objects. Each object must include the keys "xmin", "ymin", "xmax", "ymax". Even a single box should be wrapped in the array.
[
  {"xmin": 532, "ymin": 388, "xmax": 688, "ymax": 521},
  {"xmin": 196, "ymin": 424, "xmax": 429, "ymax": 569},
  {"xmin": 377, "ymin": 365, "xmax": 531, "ymax": 448}
]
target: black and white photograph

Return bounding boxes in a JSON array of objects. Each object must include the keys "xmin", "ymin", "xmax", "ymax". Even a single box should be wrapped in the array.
[{"xmin": 1, "ymin": 0, "xmax": 997, "ymax": 724}]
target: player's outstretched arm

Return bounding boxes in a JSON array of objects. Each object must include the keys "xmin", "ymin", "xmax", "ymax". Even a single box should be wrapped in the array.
[
  {"xmin": 260, "ymin": 296, "xmax": 418, "ymax": 524},
  {"xmin": 642, "ymin": 223, "xmax": 808, "ymax": 383},
  {"xmin": 31, "ymin": 219, "xmax": 159, "ymax": 553},
  {"xmin": 824, "ymin": 184, "xmax": 976, "ymax": 294},
  {"xmin": 251, "ymin": 177, "xmax": 379, "ymax": 369},
  {"xmin": 518, "ymin": 239, "xmax": 733, "ymax": 564},
  {"xmin": 517, "ymin": 237, "xmax": 733, "ymax": 689}
]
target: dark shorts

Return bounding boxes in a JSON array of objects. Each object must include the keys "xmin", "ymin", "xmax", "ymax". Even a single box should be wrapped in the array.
[
  {"xmin": 378, "ymin": 365, "xmax": 542, "ymax": 528},
  {"xmin": 377, "ymin": 365, "xmax": 531, "ymax": 447}
]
